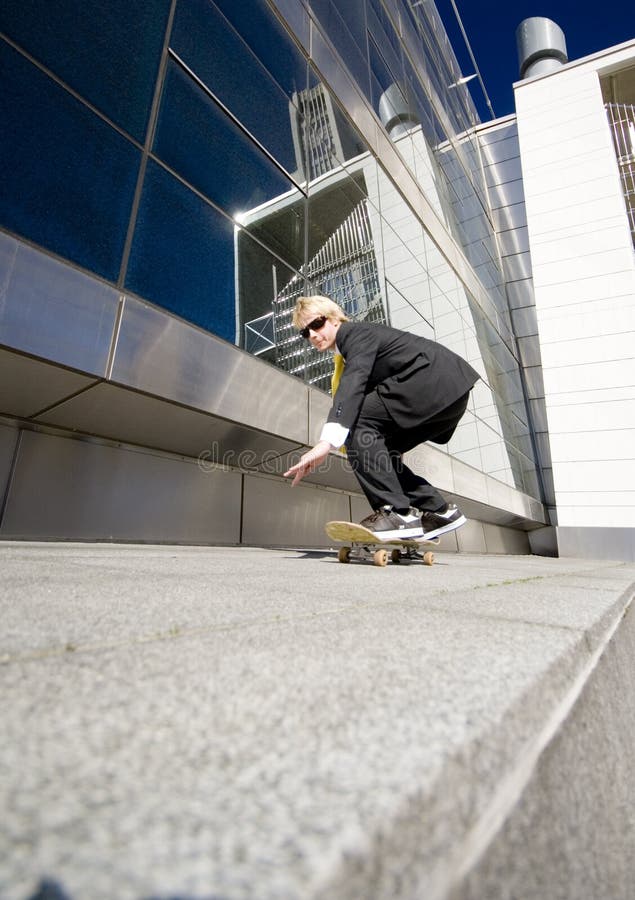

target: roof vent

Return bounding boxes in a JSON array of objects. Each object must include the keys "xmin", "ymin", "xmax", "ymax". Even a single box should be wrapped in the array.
[
  {"xmin": 379, "ymin": 83, "xmax": 420, "ymax": 138},
  {"xmin": 516, "ymin": 17, "xmax": 568, "ymax": 80}
]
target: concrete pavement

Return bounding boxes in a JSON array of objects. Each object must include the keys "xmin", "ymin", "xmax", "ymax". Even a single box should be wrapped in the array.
[{"xmin": 1, "ymin": 542, "xmax": 634, "ymax": 899}]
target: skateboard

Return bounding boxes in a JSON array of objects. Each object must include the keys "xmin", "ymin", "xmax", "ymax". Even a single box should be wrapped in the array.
[{"xmin": 325, "ymin": 521, "xmax": 439, "ymax": 567}]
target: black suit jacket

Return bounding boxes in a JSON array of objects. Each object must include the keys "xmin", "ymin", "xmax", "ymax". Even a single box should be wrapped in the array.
[{"xmin": 327, "ymin": 321, "xmax": 480, "ymax": 430}]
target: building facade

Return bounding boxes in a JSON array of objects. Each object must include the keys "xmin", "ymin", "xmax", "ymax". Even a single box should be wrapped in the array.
[{"xmin": 0, "ymin": 1, "xmax": 632, "ymax": 557}]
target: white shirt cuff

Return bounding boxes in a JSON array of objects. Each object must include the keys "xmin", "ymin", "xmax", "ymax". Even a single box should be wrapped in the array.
[{"xmin": 319, "ymin": 422, "xmax": 349, "ymax": 448}]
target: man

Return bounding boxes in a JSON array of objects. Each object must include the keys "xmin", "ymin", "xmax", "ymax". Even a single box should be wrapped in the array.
[{"xmin": 284, "ymin": 295, "xmax": 480, "ymax": 541}]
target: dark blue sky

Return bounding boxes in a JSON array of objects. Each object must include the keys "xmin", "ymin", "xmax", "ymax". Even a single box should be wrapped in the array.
[{"xmin": 434, "ymin": 0, "xmax": 635, "ymax": 120}]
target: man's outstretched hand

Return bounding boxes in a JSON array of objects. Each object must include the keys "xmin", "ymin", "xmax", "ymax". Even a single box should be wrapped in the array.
[{"xmin": 284, "ymin": 440, "xmax": 331, "ymax": 486}]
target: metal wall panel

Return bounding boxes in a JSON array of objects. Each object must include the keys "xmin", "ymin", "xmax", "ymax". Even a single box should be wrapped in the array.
[
  {"xmin": 0, "ymin": 347, "xmax": 97, "ymax": 418},
  {"xmin": 524, "ymin": 366, "xmax": 546, "ymax": 400},
  {"xmin": 112, "ymin": 296, "xmax": 308, "ymax": 445},
  {"xmin": 510, "ymin": 305, "xmax": 539, "ymax": 338},
  {"xmin": 0, "ymin": 420, "xmax": 18, "ymax": 511},
  {"xmin": 484, "ymin": 157, "xmax": 524, "ymax": 189},
  {"xmin": 499, "ymin": 225, "xmax": 530, "ymax": 257},
  {"xmin": 488, "ymin": 179, "xmax": 526, "ymax": 210},
  {"xmin": 477, "ymin": 122, "xmax": 519, "ymax": 148},
  {"xmin": 0, "ymin": 232, "xmax": 119, "ymax": 375},
  {"xmin": 530, "ymin": 402, "xmax": 550, "ymax": 435},
  {"xmin": 1, "ymin": 429, "xmax": 242, "ymax": 543},
  {"xmin": 270, "ymin": 0, "xmax": 311, "ymax": 52},
  {"xmin": 556, "ymin": 527, "xmax": 635, "ymax": 562},
  {"xmin": 451, "ymin": 455, "xmax": 489, "ymax": 505},
  {"xmin": 404, "ymin": 443, "xmax": 455, "ymax": 495},
  {"xmin": 492, "ymin": 190, "xmax": 528, "ymax": 233},
  {"xmin": 241, "ymin": 472, "xmax": 350, "ymax": 547},
  {"xmin": 34, "ymin": 381, "xmax": 301, "ymax": 471},
  {"xmin": 308, "ymin": 389, "xmax": 331, "ymax": 446},
  {"xmin": 480, "ymin": 133, "xmax": 521, "ymax": 165},
  {"xmin": 503, "ymin": 251, "xmax": 533, "ymax": 282},
  {"xmin": 506, "ymin": 279, "xmax": 535, "ymax": 310},
  {"xmin": 482, "ymin": 522, "xmax": 531, "ymax": 554},
  {"xmin": 456, "ymin": 518, "xmax": 488, "ymax": 552},
  {"xmin": 492, "ymin": 203, "xmax": 526, "ymax": 234},
  {"xmin": 517, "ymin": 335, "xmax": 543, "ymax": 368}
]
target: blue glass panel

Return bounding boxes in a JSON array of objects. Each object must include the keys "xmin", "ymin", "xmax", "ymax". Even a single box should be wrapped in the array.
[
  {"xmin": 0, "ymin": 41, "xmax": 140, "ymax": 282},
  {"xmin": 125, "ymin": 162, "xmax": 236, "ymax": 342},
  {"xmin": 205, "ymin": 0, "xmax": 308, "ymax": 101},
  {"xmin": 171, "ymin": 0, "xmax": 306, "ymax": 177},
  {"xmin": 154, "ymin": 61, "xmax": 304, "ymax": 267},
  {"xmin": 0, "ymin": 0, "xmax": 170, "ymax": 141},
  {"xmin": 306, "ymin": 0, "xmax": 369, "ymax": 93}
]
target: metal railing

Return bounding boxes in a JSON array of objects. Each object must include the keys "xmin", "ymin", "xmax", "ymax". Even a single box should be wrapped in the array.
[{"xmin": 605, "ymin": 102, "xmax": 635, "ymax": 247}]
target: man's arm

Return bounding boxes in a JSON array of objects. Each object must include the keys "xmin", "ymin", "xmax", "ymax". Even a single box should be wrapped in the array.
[{"xmin": 283, "ymin": 440, "xmax": 331, "ymax": 486}]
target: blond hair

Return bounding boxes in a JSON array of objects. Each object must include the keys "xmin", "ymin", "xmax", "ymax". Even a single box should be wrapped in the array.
[{"xmin": 292, "ymin": 295, "xmax": 349, "ymax": 329}]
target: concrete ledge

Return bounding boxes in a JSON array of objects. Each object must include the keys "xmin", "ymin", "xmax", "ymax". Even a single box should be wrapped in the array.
[{"xmin": 1, "ymin": 544, "xmax": 634, "ymax": 899}]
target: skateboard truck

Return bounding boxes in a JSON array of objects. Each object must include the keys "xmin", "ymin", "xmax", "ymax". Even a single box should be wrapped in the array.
[{"xmin": 338, "ymin": 544, "xmax": 435, "ymax": 567}]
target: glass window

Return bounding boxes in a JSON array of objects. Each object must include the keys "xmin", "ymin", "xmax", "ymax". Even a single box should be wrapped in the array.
[
  {"xmin": 125, "ymin": 161, "xmax": 237, "ymax": 342},
  {"xmin": 307, "ymin": 0, "xmax": 370, "ymax": 94},
  {"xmin": 210, "ymin": 0, "xmax": 309, "ymax": 101},
  {"xmin": 154, "ymin": 60, "xmax": 286, "ymax": 217},
  {"xmin": 294, "ymin": 69, "xmax": 367, "ymax": 180},
  {"xmin": 153, "ymin": 60, "xmax": 305, "ymax": 270},
  {"xmin": 0, "ymin": 0, "xmax": 170, "ymax": 141},
  {"xmin": 0, "ymin": 41, "xmax": 140, "ymax": 282},
  {"xmin": 170, "ymin": 0, "xmax": 307, "ymax": 179},
  {"xmin": 236, "ymin": 229, "xmax": 299, "ymax": 328}
]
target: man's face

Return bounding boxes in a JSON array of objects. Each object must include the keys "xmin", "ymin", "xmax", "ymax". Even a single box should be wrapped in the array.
[{"xmin": 298, "ymin": 313, "xmax": 340, "ymax": 352}]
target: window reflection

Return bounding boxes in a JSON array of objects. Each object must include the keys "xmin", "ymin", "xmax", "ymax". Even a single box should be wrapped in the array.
[
  {"xmin": 171, "ymin": 0, "xmax": 307, "ymax": 179},
  {"xmin": 126, "ymin": 161, "xmax": 237, "ymax": 342}
]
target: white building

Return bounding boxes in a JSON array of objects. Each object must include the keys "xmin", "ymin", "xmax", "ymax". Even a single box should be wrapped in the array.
[{"xmin": 482, "ymin": 25, "xmax": 635, "ymax": 559}]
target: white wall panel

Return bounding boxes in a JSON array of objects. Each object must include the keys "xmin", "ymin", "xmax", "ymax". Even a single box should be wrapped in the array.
[
  {"xmin": 535, "ymin": 269, "xmax": 635, "ymax": 307},
  {"xmin": 528, "ymin": 175, "xmax": 624, "ymax": 219},
  {"xmin": 515, "ymin": 43, "xmax": 635, "ymax": 532},
  {"xmin": 549, "ymin": 429, "xmax": 635, "ymax": 461},
  {"xmin": 540, "ymin": 332, "xmax": 635, "ymax": 367},
  {"xmin": 549, "ymin": 401, "xmax": 635, "ymax": 432},
  {"xmin": 557, "ymin": 490, "xmax": 635, "ymax": 507},
  {"xmin": 543, "ymin": 359, "xmax": 634, "ymax": 394},
  {"xmin": 556, "ymin": 505, "xmax": 635, "ymax": 528},
  {"xmin": 528, "ymin": 196, "xmax": 628, "ymax": 238},
  {"xmin": 547, "ymin": 384, "xmax": 635, "ymax": 406},
  {"xmin": 529, "ymin": 220, "xmax": 629, "ymax": 257},
  {"xmin": 534, "ymin": 248, "xmax": 634, "ymax": 288},
  {"xmin": 536, "ymin": 294, "xmax": 634, "ymax": 331},
  {"xmin": 552, "ymin": 459, "xmax": 635, "ymax": 492}
]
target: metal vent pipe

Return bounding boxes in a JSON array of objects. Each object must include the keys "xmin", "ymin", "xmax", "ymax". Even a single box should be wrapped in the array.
[
  {"xmin": 516, "ymin": 17, "xmax": 568, "ymax": 79},
  {"xmin": 379, "ymin": 83, "xmax": 420, "ymax": 138}
]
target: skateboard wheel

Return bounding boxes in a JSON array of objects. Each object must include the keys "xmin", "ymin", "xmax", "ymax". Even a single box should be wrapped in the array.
[
  {"xmin": 338, "ymin": 546, "xmax": 352, "ymax": 564},
  {"xmin": 390, "ymin": 549, "xmax": 402, "ymax": 564},
  {"xmin": 373, "ymin": 549, "xmax": 389, "ymax": 567},
  {"xmin": 423, "ymin": 551, "xmax": 434, "ymax": 566}
]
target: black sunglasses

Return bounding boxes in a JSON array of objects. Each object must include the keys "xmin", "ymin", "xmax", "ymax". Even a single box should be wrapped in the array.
[{"xmin": 299, "ymin": 315, "xmax": 328, "ymax": 339}]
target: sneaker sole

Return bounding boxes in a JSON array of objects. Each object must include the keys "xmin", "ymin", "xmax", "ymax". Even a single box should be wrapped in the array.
[
  {"xmin": 371, "ymin": 527, "xmax": 426, "ymax": 542},
  {"xmin": 421, "ymin": 515, "xmax": 466, "ymax": 540}
]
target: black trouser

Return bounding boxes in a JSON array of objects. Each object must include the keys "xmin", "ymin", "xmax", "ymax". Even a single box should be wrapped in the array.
[{"xmin": 344, "ymin": 390, "xmax": 471, "ymax": 513}]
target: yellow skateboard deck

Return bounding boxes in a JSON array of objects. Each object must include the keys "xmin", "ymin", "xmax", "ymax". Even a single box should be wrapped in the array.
[{"xmin": 325, "ymin": 521, "xmax": 438, "ymax": 566}]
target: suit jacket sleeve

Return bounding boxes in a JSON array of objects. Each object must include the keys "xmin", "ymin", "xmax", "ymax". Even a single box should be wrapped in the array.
[{"xmin": 326, "ymin": 324, "xmax": 380, "ymax": 429}]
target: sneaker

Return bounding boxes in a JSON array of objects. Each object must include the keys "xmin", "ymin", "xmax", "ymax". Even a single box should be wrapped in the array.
[
  {"xmin": 359, "ymin": 506, "xmax": 425, "ymax": 541},
  {"xmin": 419, "ymin": 503, "xmax": 466, "ymax": 539}
]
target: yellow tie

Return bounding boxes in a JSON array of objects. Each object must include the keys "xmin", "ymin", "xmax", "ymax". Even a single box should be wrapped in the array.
[
  {"xmin": 330, "ymin": 353, "xmax": 346, "ymax": 454},
  {"xmin": 331, "ymin": 353, "xmax": 345, "ymax": 396}
]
